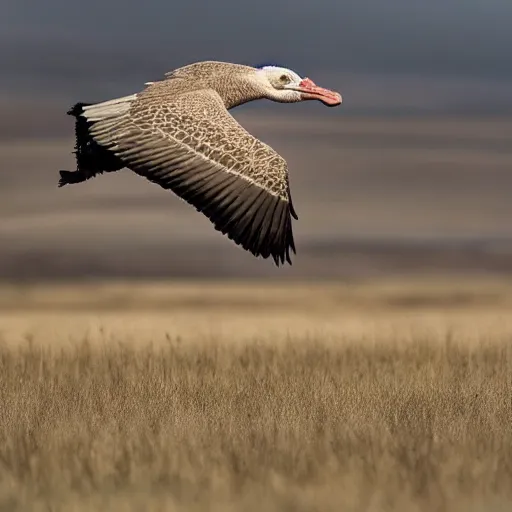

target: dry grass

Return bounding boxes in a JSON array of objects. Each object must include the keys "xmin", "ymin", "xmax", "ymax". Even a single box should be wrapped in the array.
[{"xmin": 0, "ymin": 279, "xmax": 511, "ymax": 511}]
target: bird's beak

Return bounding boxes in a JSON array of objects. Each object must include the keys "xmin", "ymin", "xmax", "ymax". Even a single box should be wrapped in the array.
[{"xmin": 293, "ymin": 77, "xmax": 342, "ymax": 107}]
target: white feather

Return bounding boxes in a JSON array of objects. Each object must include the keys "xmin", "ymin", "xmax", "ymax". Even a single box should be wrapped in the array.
[{"xmin": 82, "ymin": 94, "xmax": 137, "ymax": 122}]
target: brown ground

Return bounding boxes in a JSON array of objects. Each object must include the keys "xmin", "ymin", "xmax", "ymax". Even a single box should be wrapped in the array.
[{"xmin": 0, "ymin": 278, "xmax": 511, "ymax": 511}]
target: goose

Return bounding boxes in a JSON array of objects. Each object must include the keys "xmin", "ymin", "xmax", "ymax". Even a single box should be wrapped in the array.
[{"xmin": 58, "ymin": 61, "xmax": 342, "ymax": 265}]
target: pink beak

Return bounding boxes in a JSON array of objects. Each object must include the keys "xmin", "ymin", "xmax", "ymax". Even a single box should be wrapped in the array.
[{"xmin": 297, "ymin": 77, "xmax": 342, "ymax": 107}]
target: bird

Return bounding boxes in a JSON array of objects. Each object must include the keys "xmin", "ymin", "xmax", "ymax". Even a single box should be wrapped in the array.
[{"xmin": 58, "ymin": 60, "xmax": 342, "ymax": 266}]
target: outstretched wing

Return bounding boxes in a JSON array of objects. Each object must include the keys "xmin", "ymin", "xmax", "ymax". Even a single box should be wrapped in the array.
[{"xmin": 85, "ymin": 88, "xmax": 298, "ymax": 265}]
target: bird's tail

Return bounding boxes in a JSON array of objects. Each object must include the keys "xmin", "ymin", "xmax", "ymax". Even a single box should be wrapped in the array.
[
  {"xmin": 59, "ymin": 103, "xmax": 91, "ymax": 187},
  {"xmin": 58, "ymin": 101, "xmax": 124, "ymax": 187},
  {"xmin": 58, "ymin": 169, "xmax": 92, "ymax": 187}
]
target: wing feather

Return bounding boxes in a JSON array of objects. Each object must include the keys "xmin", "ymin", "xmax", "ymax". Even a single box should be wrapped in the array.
[{"xmin": 86, "ymin": 88, "xmax": 298, "ymax": 265}]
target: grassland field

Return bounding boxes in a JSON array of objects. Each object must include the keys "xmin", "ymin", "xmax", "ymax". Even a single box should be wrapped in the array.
[{"xmin": 0, "ymin": 277, "xmax": 511, "ymax": 511}]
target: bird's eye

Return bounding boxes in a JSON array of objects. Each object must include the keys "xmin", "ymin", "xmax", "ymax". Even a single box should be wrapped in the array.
[{"xmin": 279, "ymin": 74, "xmax": 290, "ymax": 84}]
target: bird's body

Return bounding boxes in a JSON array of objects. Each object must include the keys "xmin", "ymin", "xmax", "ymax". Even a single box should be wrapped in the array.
[{"xmin": 59, "ymin": 60, "xmax": 342, "ymax": 265}]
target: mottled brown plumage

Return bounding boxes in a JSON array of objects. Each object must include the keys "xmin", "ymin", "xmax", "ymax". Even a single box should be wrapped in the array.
[{"xmin": 59, "ymin": 60, "xmax": 342, "ymax": 266}]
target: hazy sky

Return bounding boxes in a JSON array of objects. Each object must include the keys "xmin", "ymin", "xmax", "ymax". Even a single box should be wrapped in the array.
[
  {"xmin": 2, "ymin": 115, "xmax": 512, "ymax": 278},
  {"xmin": 1, "ymin": 1, "xmax": 512, "ymax": 279},
  {"xmin": 2, "ymin": 0, "xmax": 512, "ymax": 112}
]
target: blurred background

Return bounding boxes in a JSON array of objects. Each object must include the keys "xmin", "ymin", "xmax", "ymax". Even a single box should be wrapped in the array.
[{"xmin": 1, "ymin": 0, "xmax": 512, "ymax": 280}]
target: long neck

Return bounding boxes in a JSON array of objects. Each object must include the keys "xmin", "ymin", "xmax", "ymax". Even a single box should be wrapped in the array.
[{"xmin": 208, "ymin": 72, "xmax": 266, "ymax": 110}]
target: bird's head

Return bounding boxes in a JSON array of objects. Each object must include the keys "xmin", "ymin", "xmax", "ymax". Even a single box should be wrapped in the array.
[{"xmin": 255, "ymin": 65, "xmax": 342, "ymax": 107}]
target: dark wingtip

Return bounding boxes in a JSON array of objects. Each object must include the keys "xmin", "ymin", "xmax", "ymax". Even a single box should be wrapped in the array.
[
  {"xmin": 132, "ymin": 160, "xmax": 298, "ymax": 268},
  {"xmin": 67, "ymin": 102, "xmax": 90, "ymax": 117},
  {"xmin": 270, "ymin": 244, "xmax": 294, "ymax": 267},
  {"xmin": 271, "ymin": 252, "xmax": 293, "ymax": 267},
  {"xmin": 289, "ymin": 197, "xmax": 299, "ymax": 220}
]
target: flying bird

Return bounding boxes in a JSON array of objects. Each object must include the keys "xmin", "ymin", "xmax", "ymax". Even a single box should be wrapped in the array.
[{"xmin": 59, "ymin": 61, "xmax": 342, "ymax": 265}]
